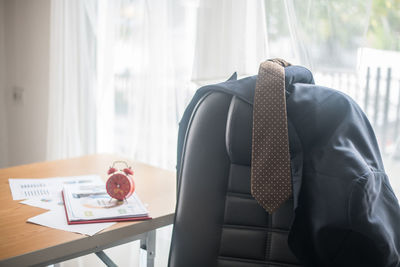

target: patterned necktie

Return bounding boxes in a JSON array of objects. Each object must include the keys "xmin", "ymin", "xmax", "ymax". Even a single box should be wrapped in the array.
[{"xmin": 251, "ymin": 58, "xmax": 292, "ymax": 213}]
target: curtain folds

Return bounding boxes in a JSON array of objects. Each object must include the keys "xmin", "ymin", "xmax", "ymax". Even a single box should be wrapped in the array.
[
  {"xmin": 46, "ymin": 0, "xmax": 378, "ymax": 167},
  {"xmin": 47, "ymin": 0, "xmax": 97, "ymax": 160},
  {"xmin": 47, "ymin": 0, "xmax": 268, "ymax": 167},
  {"xmin": 95, "ymin": 0, "xmax": 197, "ymax": 169},
  {"xmin": 192, "ymin": 0, "xmax": 268, "ymax": 82}
]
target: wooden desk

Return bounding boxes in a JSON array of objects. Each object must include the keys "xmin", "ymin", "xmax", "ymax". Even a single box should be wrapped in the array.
[{"xmin": 0, "ymin": 155, "xmax": 176, "ymax": 267}]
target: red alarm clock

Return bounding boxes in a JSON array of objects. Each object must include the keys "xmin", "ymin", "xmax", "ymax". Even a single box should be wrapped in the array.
[{"xmin": 106, "ymin": 161, "xmax": 135, "ymax": 201}]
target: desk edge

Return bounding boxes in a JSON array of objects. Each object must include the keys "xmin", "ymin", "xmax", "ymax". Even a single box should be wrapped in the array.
[{"xmin": 0, "ymin": 214, "xmax": 174, "ymax": 267}]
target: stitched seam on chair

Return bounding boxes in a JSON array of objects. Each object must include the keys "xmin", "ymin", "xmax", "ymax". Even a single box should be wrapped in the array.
[
  {"xmin": 218, "ymin": 256, "xmax": 302, "ymax": 267},
  {"xmin": 223, "ymin": 224, "xmax": 290, "ymax": 234},
  {"xmin": 226, "ymin": 191, "xmax": 255, "ymax": 199},
  {"xmin": 265, "ymin": 215, "xmax": 273, "ymax": 263},
  {"xmin": 227, "ymin": 191, "xmax": 294, "ymax": 200},
  {"xmin": 218, "ymin": 163, "xmax": 234, "ymax": 263}
]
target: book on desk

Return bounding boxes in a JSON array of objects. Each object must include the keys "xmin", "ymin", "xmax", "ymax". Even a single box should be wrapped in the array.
[{"xmin": 62, "ymin": 184, "xmax": 151, "ymax": 224}]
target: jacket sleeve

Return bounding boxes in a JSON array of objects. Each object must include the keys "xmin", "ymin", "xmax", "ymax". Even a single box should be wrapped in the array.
[{"xmin": 334, "ymin": 171, "xmax": 400, "ymax": 267}]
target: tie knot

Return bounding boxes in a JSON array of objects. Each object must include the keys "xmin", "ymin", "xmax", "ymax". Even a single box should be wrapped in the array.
[{"xmin": 267, "ymin": 58, "xmax": 292, "ymax": 67}]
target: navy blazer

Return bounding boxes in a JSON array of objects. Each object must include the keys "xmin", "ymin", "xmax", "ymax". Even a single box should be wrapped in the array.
[{"xmin": 177, "ymin": 65, "xmax": 400, "ymax": 266}]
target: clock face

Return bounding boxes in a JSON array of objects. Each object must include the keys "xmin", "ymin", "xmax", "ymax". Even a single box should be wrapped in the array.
[{"xmin": 106, "ymin": 173, "xmax": 135, "ymax": 201}]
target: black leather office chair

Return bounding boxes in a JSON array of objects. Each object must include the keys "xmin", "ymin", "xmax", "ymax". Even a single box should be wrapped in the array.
[{"xmin": 169, "ymin": 89, "xmax": 302, "ymax": 266}]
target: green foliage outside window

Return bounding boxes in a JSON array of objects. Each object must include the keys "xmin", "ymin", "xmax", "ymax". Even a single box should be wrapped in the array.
[{"xmin": 367, "ymin": 0, "xmax": 400, "ymax": 50}]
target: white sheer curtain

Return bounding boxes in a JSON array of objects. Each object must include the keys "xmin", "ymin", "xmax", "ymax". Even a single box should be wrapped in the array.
[
  {"xmin": 52, "ymin": 0, "xmax": 196, "ymax": 265},
  {"xmin": 283, "ymin": 0, "xmax": 372, "ymax": 70},
  {"xmin": 48, "ymin": 0, "xmax": 267, "ymax": 168},
  {"xmin": 98, "ymin": 0, "xmax": 268, "ymax": 168},
  {"xmin": 47, "ymin": 0, "xmax": 98, "ymax": 160},
  {"xmin": 192, "ymin": 0, "xmax": 268, "ymax": 82},
  {"xmin": 96, "ymin": 0, "xmax": 198, "ymax": 170}
]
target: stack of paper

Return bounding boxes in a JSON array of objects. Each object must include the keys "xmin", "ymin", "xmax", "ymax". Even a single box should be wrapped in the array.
[
  {"xmin": 9, "ymin": 175, "xmax": 117, "ymax": 236},
  {"xmin": 62, "ymin": 184, "xmax": 150, "ymax": 224}
]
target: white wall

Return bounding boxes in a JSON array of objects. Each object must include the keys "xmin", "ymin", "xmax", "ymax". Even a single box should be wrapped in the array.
[
  {"xmin": 4, "ymin": 0, "xmax": 50, "ymax": 166},
  {"xmin": 0, "ymin": 0, "xmax": 8, "ymax": 168}
]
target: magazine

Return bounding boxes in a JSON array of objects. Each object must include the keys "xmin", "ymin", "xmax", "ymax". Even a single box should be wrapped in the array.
[{"xmin": 62, "ymin": 183, "xmax": 150, "ymax": 224}]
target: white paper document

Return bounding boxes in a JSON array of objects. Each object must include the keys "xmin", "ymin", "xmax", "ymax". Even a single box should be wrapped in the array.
[
  {"xmin": 12, "ymin": 175, "xmax": 116, "ymax": 236},
  {"xmin": 20, "ymin": 193, "xmax": 64, "ymax": 210},
  {"xmin": 9, "ymin": 175, "xmax": 103, "ymax": 200},
  {"xmin": 27, "ymin": 206, "xmax": 115, "ymax": 236}
]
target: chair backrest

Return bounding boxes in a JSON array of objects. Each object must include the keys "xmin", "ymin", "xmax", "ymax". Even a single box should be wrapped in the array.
[{"xmin": 169, "ymin": 89, "xmax": 302, "ymax": 266}]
